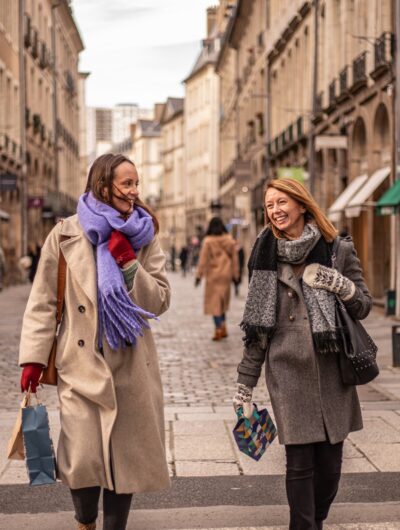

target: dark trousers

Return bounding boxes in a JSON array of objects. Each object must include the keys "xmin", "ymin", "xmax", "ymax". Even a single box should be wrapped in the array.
[
  {"xmin": 70, "ymin": 486, "xmax": 132, "ymax": 530},
  {"xmin": 285, "ymin": 440, "xmax": 343, "ymax": 530}
]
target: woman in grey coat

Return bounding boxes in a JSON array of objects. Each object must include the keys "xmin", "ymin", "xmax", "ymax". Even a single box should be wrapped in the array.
[{"xmin": 233, "ymin": 178, "xmax": 372, "ymax": 530}]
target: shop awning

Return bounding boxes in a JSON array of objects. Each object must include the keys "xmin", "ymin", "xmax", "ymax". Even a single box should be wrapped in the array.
[
  {"xmin": 0, "ymin": 209, "xmax": 10, "ymax": 221},
  {"xmin": 327, "ymin": 174, "xmax": 368, "ymax": 222},
  {"xmin": 376, "ymin": 179, "xmax": 400, "ymax": 215},
  {"xmin": 345, "ymin": 166, "xmax": 390, "ymax": 218}
]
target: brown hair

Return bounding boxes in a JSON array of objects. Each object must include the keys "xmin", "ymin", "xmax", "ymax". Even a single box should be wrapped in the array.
[
  {"xmin": 85, "ymin": 153, "xmax": 159, "ymax": 233},
  {"xmin": 264, "ymin": 178, "xmax": 337, "ymax": 242}
]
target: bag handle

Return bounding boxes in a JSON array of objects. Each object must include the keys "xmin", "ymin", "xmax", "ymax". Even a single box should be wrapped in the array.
[
  {"xmin": 331, "ymin": 236, "xmax": 340, "ymax": 271},
  {"xmin": 56, "ymin": 236, "xmax": 69, "ymax": 326}
]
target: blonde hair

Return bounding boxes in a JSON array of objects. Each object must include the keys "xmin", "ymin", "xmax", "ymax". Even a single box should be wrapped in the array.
[{"xmin": 264, "ymin": 178, "xmax": 337, "ymax": 242}]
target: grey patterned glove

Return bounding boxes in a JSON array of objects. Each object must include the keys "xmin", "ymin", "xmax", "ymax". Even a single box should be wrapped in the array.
[
  {"xmin": 303, "ymin": 263, "xmax": 355, "ymax": 301},
  {"xmin": 233, "ymin": 383, "xmax": 253, "ymax": 418}
]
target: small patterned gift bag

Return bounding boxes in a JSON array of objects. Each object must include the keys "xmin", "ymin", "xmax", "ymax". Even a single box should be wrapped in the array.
[{"xmin": 233, "ymin": 403, "xmax": 277, "ymax": 461}]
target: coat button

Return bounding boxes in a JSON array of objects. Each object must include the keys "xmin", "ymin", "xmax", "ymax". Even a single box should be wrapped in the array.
[
  {"xmin": 288, "ymin": 291, "xmax": 293, "ymax": 298},
  {"xmin": 78, "ymin": 339, "xmax": 85, "ymax": 347},
  {"xmin": 289, "ymin": 315, "xmax": 295, "ymax": 322},
  {"xmin": 78, "ymin": 305, "xmax": 86, "ymax": 313}
]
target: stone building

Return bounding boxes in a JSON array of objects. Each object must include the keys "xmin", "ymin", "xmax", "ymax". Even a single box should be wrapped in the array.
[
  {"xmin": 0, "ymin": 0, "xmax": 22, "ymax": 279},
  {"xmin": 183, "ymin": 7, "xmax": 221, "ymax": 239},
  {"xmin": 216, "ymin": 0, "xmax": 267, "ymax": 256},
  {"xmin": 0, "ymin": 0, "xmax": 84, "ymax": 278},
  {"xmin": 158, "ymin": 97, "xmax": 185, "ymax": 254},
  {"xmin": 235, "ymin": 0, "xmax": 395, "ymax": 301},
  {"xmin": 132, "ymin": 104, "xmax": 164, "ymax": 210}
]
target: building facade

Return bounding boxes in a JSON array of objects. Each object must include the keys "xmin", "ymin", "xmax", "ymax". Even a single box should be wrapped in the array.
[
  {"xmin": 158, "ymin": 97, "xmax": 185, "ymax": 253},
  {"xmin": 184, "ymin": 7, "xmax": 221, "ymax": 239},
  {"xmin": 0, "ymin": 0, "xmax": 22, "ymax": 279},
  {"xmin": 216, "ymin": 0, "xmax": 267, "ymax": 256}
]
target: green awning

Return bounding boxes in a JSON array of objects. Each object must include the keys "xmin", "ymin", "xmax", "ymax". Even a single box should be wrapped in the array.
[{"xmin": 376, "ymin": 179, "xmax": 400, "ymax": 215}]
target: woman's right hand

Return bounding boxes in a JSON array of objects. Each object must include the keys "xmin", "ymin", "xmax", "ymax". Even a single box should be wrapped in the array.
[
  {"xmin": 233, "ymin": 383, "xmax": 253, "ymax": 418},
  {"xmin": 20, "ymin": 363, "xmax": 44, "ymax": 392}
]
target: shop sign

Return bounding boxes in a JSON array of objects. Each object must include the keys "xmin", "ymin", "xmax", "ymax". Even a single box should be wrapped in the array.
[
  {"xmin": 277, "ymin": 167, "xmax": 305, "ymax": 183},
  {"xmin": 315, "ymin": 135, "xmax": 348, "ymax": 150},
  {"xmin": 27, "ymin": 196, "xmax": 44, "ymax": 208},
  {"xmin": 0, "ymin": 172, "xmax": 18, "ymax": 191}
]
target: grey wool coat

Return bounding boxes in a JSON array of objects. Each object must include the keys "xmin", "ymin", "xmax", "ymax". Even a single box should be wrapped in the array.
[
  {"xmin": 237, "ymin": 237, "xmax": 373, "ymax": 445},
  {"xmin": 19, "ymin": 215, "xmax": 171, "ymax": 493}
]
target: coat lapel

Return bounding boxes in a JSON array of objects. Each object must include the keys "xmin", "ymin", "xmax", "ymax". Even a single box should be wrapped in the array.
[
  {"xmin": 278, "ymin": 262, "xmax": 303, "ymax": 299},
  {"xmin": 60, "ymin": 216, "xmax": 98, "ymax": 306}
]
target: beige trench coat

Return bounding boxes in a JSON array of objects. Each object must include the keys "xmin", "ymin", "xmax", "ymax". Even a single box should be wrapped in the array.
[
  {"xmin": 19, "ymin": 215, "xmax": 171, "ymax": 494},
  {"xmin": 196, "ymin": 234, "xmax": 239, "ymax": 316}
]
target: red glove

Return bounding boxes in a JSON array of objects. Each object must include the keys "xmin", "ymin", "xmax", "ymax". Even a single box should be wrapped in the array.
[
  {"xmin": 108, "ymin": 230, "xmax": 136, "ymax": 267},
  {"xmin": 20, "ymin": 363, "xmax": 44, "ymax": 393}
]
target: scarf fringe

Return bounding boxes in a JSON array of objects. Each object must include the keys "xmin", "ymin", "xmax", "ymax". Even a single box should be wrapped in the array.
[
  {"xmin": 99, "ymin": 286, "xmax": 157, "ymax": 350},
  {"xmin": 312, "ymin": 331, "xmax": 342, "ymax": 355},
  {"xmin": 240, "ymin": 322, "xmax": 275, "ymax": 346}
]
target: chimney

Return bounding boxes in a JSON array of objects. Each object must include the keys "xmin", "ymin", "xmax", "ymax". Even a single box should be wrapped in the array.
[
  {"xmin": 154, "ymin": 103, "xmax": 165, "ymax": 123},
  {"xmin": 207, "ymin": 6, "xmax": 218, "ymax": 36}
]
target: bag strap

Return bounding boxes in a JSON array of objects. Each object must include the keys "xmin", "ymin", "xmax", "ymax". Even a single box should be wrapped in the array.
[{"xmin": 56, "ymin": 222, "xmax": 70, "ymax": 326}]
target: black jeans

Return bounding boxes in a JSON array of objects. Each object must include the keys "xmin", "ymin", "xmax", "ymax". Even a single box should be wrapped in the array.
[
  {"xmin": 285, "ymin": 440, "xmax": 343, "ymax": 530},
  {"xmin": 70, "ymin": 486, "xmax": 132, "ymax": 530}
]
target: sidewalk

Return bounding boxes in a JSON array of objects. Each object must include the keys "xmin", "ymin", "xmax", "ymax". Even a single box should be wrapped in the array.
[{"xmin": 0, "ymin": 275, "xmax": 399, "ymax": 528}]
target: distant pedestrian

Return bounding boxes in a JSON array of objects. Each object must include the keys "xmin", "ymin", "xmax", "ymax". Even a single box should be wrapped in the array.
[
  {"xmin": 234, "ymin": 178, "xmax": 372, "ymax": 530},
  {"xmin": 233, "ymin": 241, "xmax": 245, "ymax": 296},
  {"xmin": 27, "ymin": 242, "xmax": 41, "ymax": 283},
  {"xmin": 179, "ymin": 245, "xmax": 189, "ymax": 276},
  {"xmin": 170, "ymin": 244, "xmax": 177, "ymax": 272},
  {"xmin": 195, "ymin": 217, "xmax": 239, "ymax": 341},
  {"xmin": 0, "ymin": 244, "xmax": 6, "ymax": 291},
  {"xmin": 19, "ymin": 154, "xmax": 171, "ymax": 530}
]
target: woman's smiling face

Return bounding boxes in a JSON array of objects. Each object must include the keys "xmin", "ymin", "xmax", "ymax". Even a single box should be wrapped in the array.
[{"xmin": 265, "ymin": 187, "xmax": 306, "ymax": 239}]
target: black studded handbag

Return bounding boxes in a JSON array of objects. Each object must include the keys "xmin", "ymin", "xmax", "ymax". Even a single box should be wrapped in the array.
[{"xmin": 332, "ymin": 238, "xmax": 379, "ymax": 386}]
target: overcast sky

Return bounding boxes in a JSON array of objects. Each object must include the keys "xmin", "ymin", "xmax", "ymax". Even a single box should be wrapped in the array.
[{"xmin": 72, "ymin": 0, "xmax": 215, "ymax": 109}]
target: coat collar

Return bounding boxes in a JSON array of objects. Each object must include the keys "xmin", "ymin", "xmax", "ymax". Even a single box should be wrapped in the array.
[
  {"xmin": 60, "ymin": 215, "xmax": 98, "ymax": 305},
  {"xmin": 278, "ymin": 262, "xmax": 304, "ymax": 299}
]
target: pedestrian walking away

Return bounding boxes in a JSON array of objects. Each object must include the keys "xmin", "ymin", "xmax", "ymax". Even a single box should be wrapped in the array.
[
  {"xmin": 19, "ymin": 153, "xmax": 171, "ymax": 530},
  {"xmin": 233, "ymin": 178, "xmax": 373, "ymax": 530},
  {"xmin": 179, "ymin": 244, "xmax": 189, "ymax": 276},
  {"xmin": 233, "ymin": 240, "xmax": 245, "ymax": 296},
  {"xmin": 195, "ymin": 216, "xmax": 239, "ymax": 341}
]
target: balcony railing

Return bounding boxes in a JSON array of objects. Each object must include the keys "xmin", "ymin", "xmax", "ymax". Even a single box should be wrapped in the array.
[
  {"xmin": 352, "ymin": 51, "xmax": 367, "ymax": 88},
  {"xmin": 297, "ymin": 116, "xmax": 303, "ymax": 138},
  {"xmin": 339, "ymin": 66, "xmax": 348, "ymax": 95},
  {"xmin": 328, "ymin": 79, "xmax": 336, "ymax": 106},
  {"xmin": 24, "ymin": 13, "xmax": 32, "ymax": 48},
  {"xmin": 315, "ymin": 92, "xmax": 323, "ymax": 114},
  {"xmin": 371, "ymin": 32, "xmax": 395, "ymax": 80}
]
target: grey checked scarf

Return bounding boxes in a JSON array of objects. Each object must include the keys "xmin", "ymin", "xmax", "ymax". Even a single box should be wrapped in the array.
[{"xmin": 241, "ymin": 224, "xmax": 340, "ymax": 355}]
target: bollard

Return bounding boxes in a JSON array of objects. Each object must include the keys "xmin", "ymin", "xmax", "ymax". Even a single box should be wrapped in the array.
[{"xmin": 392, "ymin": 325, "xmax": 400, "ymax": 367}]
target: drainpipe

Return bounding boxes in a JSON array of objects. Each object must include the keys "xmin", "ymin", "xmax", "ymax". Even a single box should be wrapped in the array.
[
  {"xmin": 395, "ymin": 0, "xmax": 400, "ymax": 318},
  {"xmin": 19, "ymin": 0, "xmax": 27, "ymax": 256},
  {"xmin": 51, "ymin": 4, "xmax": 59, "ymax": 206},
  {"xmin": 308, "ymin": 0, "xmax": 319, "ymax": 195}
]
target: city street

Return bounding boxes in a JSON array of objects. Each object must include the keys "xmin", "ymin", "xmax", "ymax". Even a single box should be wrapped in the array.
[{"xmin": 1, "ymin": 272, "xmax": 400, "ymax": 529}]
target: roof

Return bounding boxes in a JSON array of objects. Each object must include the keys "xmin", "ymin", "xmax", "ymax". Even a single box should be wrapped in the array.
[
  {"xmin": 184, "ymin": 25, "xmax": 221, "ymax": 83},
  {"xmin": 160, "ymin": 97, "xmax": 184, "ymax": 124},
  {"xmin": 137, "ymin": 119, "xmax": 161, "ymax": 138}
]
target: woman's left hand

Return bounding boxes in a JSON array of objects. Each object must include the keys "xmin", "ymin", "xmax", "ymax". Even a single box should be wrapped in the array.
[
  {"xmin": 303, "ymin": 263, "xmax": 355, "ymax": 301},
  {"xmin": 108, "ymin": 230, "xmax": 137, "ymax": 268}
]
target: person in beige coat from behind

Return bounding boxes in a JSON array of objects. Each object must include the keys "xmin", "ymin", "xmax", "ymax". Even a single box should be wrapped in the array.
[
  {"xmin": 195, "ymin": 217, "xmax": 239, "ymax": 340},
  {"xmin": 19, "ymin": 154, "xmax": 171, "ymax": 530}
]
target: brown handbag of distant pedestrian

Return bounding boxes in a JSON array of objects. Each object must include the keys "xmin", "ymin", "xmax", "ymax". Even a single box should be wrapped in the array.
[{"xmin": 40, "ymin": 234, "xmax": 69, "ymax": 386}]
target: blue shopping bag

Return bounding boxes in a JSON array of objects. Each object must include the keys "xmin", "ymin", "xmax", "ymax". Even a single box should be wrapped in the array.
[
  {"xmin": 21, "ymin": 392, "xmax": 56, "ymax": 486},
  {"xmin": 233, "ymin": 403, "xmax": 277, "ymax": 461}
]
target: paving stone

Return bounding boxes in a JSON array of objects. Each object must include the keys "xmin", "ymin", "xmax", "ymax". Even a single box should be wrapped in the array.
[
  {"xmin": 343, "ymin": 441, "xmax": 364, "ymax": 459},
  {"xmin": 174, "ymin": 435, "xmax": 235, "ymax": 461},
  {"xmin": 175, "ymin": 461, "xmax": 240, "ymax": 477},
  {"xmin": 341, "ymin": 457, "xmax": 377, "ymax": 473},
  {"xmin": 348, "ymin": 419, "xmax": 400, "ymax": 444},
  {"xmin": 173, "ymin": 420, "xmax": 227, "ymax": 437},
  {"xmin": 355, "ymin": 443, "xmax": 400, "ymax": 472}
]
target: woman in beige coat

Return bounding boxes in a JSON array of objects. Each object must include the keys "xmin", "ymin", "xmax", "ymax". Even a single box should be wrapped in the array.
[
  {"xmin": 195, "ymin": 217, "xmax": 239, "ymax": 340},
  {"xmin": 19, "ymin": 154, "xmax": 170, "ymax": 530}
]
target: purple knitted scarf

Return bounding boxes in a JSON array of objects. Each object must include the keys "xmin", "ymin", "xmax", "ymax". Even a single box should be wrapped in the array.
[{"xmin": 77, "ymin": 192, "xmax": 156, "ymax": 350}]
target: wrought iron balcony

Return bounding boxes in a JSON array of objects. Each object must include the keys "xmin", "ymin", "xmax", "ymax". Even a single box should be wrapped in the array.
[
  {"xmin": 328, "ymin": 79, "xmax": 336, "ymax": 106},
  {"xmin": 351, "ymin": 51, "xmax": 367, "ymax": 90},
  {"xmin": 297, "ymin": 116, "xmax": 303, "ymax": 138},
  {"xmin": 371, "ymin": 32, "xmax": 395, "ymax": 80},
  {"xmin": 339, "ymin": 66, "xmax": 348, "ymax": 95}
]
